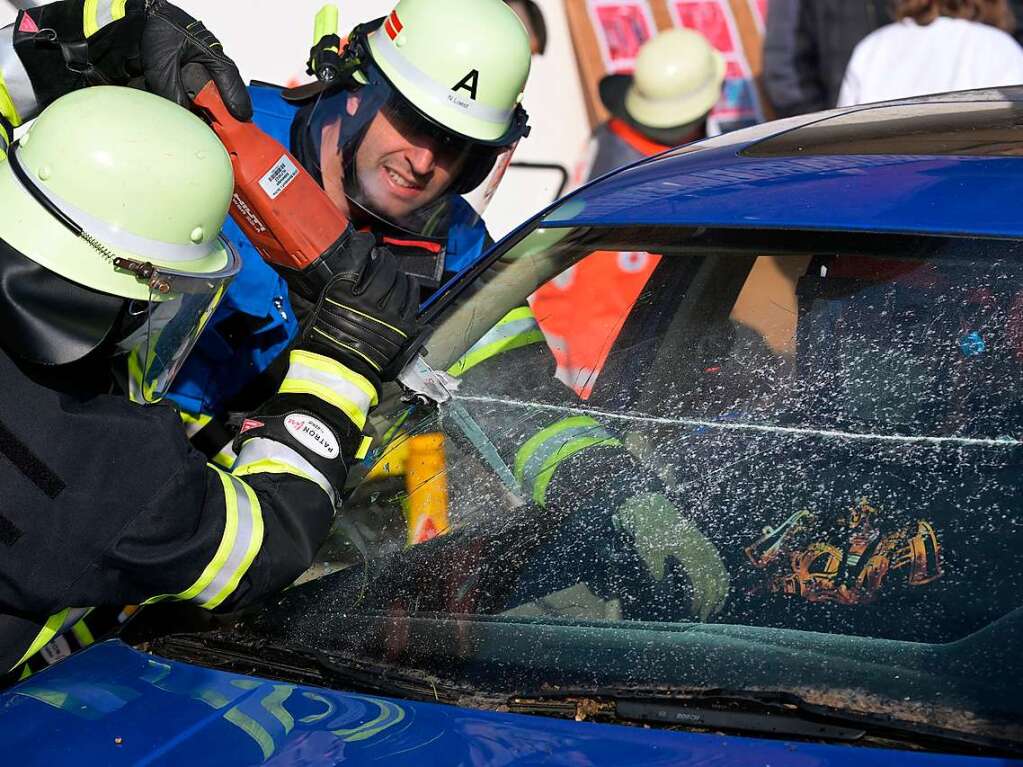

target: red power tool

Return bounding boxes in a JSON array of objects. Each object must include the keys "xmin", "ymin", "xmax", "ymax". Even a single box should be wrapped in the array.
[{"xmin": 184, "ymin": 67, "xmax": 348, "ymax": 274}]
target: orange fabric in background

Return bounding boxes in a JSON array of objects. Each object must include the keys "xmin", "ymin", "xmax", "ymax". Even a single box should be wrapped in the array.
[{"xmin": 530, "ymin": 250, "xmax": 661, "ymax": 399}]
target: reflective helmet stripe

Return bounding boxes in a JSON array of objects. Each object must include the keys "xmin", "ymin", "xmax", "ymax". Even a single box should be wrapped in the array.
[
  {"xmin": 371, "ymin": 27, "xmax": 515, "ymax": 128},
  {"xmin": 13, "ymin": 146, "xmax": 223, "ymax": 264}
]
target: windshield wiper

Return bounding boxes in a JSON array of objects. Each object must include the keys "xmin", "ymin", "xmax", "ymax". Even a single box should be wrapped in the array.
[
  {"xmin": 148, "ymin": 635, "xmax": 1021, "ymax": 758},
  {"xmin": 148, "ymin": 632, "xmax": 495, "ymax": 707},
  {"xmin": 507, "ymin": 688, "xmax": 1023, "ymax": 758}
]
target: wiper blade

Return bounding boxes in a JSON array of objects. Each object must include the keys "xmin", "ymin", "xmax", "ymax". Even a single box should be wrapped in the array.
[
  {"xmin": 509, "ymin": 688, "xmax": 1023, "ymax": 757},
  {"xmin": 148, "ymin": 632, "xmax": 489, "ymax": 706}
]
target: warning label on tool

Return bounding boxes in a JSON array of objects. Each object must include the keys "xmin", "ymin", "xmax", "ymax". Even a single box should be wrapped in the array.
[{"xmin": 259, "ymin": 155, "xmax": 299, "ymax": 200}]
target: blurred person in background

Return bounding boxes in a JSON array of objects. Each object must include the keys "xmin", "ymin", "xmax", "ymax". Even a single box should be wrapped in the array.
[
  {"xmin": 505, "ymin": 0, "xmax": 547, "ymax": 55},
  {"xmin": 838, "ymin": 0, "xmax": 1023, "ymax": 105},
  {"xmin": 763, "ymin": 0, "xmax": 891, "ymax": 117},
  {"xmin": 574, "ymin": 27, "xmax": 725, "ymax": 185}
]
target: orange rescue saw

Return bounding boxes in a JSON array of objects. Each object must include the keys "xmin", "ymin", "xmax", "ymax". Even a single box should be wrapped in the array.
[{"xmin": 183, "ymin": 66, "xmax": 348, "ymax": 274}]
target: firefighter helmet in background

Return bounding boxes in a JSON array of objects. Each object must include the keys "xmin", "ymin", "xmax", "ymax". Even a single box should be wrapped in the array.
[
  {"xmin": 0, "ymin": 86, "xmax": 240, "ymax": 401},
  {"xmin": 302, "ymin": 0, "xmax": 533, "ymax": 238},
  {"xmin": 600, "ymin": 28, "xmax": 726, "ymax": 144}
]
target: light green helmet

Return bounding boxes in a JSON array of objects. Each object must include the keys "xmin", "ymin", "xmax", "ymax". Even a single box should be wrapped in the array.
[
  {"xmin": 367, "ymin": 0, "xmax": 532, "ymax": 143},
  {"xmin": 303, "ymin": 0, "xmax": 534, "ymax": 246},
  {"xmin": 0, "ymin": 87, "xmax": 240, "ymax": 401},
  {"xmin": 0, "ymin": 86, "xmax": 235, "ymax": 302},
  {"xmin": 625, "ymin": 28, "xmax": 726, "ymax": 130}
]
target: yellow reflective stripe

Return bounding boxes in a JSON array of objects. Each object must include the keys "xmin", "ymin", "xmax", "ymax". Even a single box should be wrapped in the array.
[
  {"xmin": 212, "ymin": 449, "xmax": 237, "ymax": 469},
  {"xmin": 17, "ymin": 665, "xmax": 31, "ymax": 681},
  {"xmin": 0, "ymin": 76, "xmax": 19, "ymax": 130},
  {"xmin": 225, "ymin": 708, "xmax": 276, "ymax": 761},
  {"xmin": 332, "ymin": 696, "xmax": 406, "ymax": 742},
  {"xmin": 234, "ymin": 458, "xmax": 314, "ymax": 485},
  {"xmin": 279, "ymin": 378, "xmax": 370, "ymax": 430},
  {"xmin": 234, "ymin": 438, "xmax": 336, "ymax": 502},
  {"xmin": 530, "ymin": 435, "xmax": 620, "ymax": 505},
  {"xmin": 83, "ymin": 0, "xmax": 101, "ymax": 37},
  {"xmin": 501, "ymin": 306, "xmax": 535, "ymax": 324},
  {"xmin": 202, "ymin": 478, "xmax": 263, "ymax": 609},
  {"xmin": 14, "ymin": 609, "xmax": 70, "ymax": 669},
  {"xmin": 145, "ymin": 466, "xmax": 242, "ymax": 606},
  {"xmin": 356, "ymin": 435, "xmax": 373, "ymax": 461},
  {"xmin": 262, "ymin": 685, "xmax": 296, "ymax": 734},
  {"xmin": 514, "ymin": 416, "xmax": 605, "ymax": 480},
  {"xmin": 291, "ymin": 350, "xmax": 378, "ymax": 404},
  {"xmin": 84, "ymin": 0, "xmax": 128, "ymax": 37},
  {"xmin": 324, "ymin": 298, "xmax": 409, "ymax": 339},
  {"xmin": 180, "ymin": 410, "xmax": 213, "ymax": 437},
  {"xmin": 71, "ymin": 619, "xmax": 95, "ymax": 648},
  {"xmin": 448, "ymin": 330, "xmax": 546, "ymax": 377}
]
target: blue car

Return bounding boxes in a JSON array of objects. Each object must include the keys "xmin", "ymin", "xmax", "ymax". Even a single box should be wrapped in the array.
[{"xmin": 5, "ymin": 89, "xmax": 1023, "ymax": 765}]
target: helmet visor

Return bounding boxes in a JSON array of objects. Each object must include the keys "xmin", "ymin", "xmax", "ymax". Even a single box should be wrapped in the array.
[
  {"xmin": 116, "ymin": 243, "xmax": 240, "ymax": 404},
  {"xmin": 303, "ymin": 75, "xmax": 520, "ymax": 240}
]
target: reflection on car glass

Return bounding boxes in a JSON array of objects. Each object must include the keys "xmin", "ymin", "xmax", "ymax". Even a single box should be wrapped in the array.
[
  {"xmin": 257, "ymin": 231, "xmax": 1023, "ymax": 746},
  {"xmin": 743, "ymin": 101, "xmax": 1023, "ymax": 158}
]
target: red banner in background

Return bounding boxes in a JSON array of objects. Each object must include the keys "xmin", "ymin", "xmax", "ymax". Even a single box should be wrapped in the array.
[
  {"xmin": 748, "ymin": 0, "xmax": 768, "ymax": 32},
  {"xmin": 670, "ymin": 0, "xmax": 764, "ymax": 130},
  {"xmin": 587, "ymin": 0, "xmax": 658, "ymax": 73}
]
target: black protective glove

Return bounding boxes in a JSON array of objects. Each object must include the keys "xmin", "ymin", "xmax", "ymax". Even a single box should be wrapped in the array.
[
  {"xmin": 298, "ymin": 230, "xmax": 420, "ymax": 390},
  {"xmin": 13, "ymin": 0, "xmax": 251, "ymax": 120},
  {"xmin": 140, "ymin": 1, "xmax": 252, "ymax": 119}
]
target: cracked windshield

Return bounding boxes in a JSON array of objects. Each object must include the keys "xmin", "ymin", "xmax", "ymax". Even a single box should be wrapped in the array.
[{"xmin": 243, "ymin": 224, "xmax": 1023, "ymax": 741}]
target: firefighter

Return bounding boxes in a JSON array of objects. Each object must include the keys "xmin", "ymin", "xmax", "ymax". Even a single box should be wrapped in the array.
[
  {"xmin": 574, "ymin": 27, "xmax": 726, "ymax": 185},
  {"xmin": 0, "ymin": 86, "xmax": 418, "ymax": 672},
  {"xmin": 445, "ymin": 301, "xmax": 731, "ymax": 623},
  {"xmin": 0, "ymin": 0, "xmax": 533, "ymax": 425}
]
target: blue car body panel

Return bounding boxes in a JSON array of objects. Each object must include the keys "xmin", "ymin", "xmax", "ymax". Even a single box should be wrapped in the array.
[
  {"xmin": 546, "ymin": 144, "xmax": 1023, "ymax": 238},
  {"xmin": 0, "ymin": 642, "xmax": 1014, "ymax": 766}
]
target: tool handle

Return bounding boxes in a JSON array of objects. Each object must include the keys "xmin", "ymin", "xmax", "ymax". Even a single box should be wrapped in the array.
[
  {"xmin": 314, "ymin": 5, "xmax": 340, "ymax": 44},
  {"xmin": 182, "ymin": 62, "xmax": 237, "ymax": 128}
]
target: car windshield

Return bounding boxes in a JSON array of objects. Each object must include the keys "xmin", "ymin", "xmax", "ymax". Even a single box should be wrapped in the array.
[{"xmin": 236, "ymin": 222, "xmax": 1023, "ymax": 744}]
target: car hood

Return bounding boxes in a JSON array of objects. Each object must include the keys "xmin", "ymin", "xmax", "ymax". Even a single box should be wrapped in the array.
[{"xmin": 0, "ymin": 640, "xmax": 1012, "ymax": 766}]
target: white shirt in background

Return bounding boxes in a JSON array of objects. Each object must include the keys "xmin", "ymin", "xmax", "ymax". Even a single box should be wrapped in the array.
[{"xmin": 838, "ymin": 17, "xmax": 1023, "ymax": 106}]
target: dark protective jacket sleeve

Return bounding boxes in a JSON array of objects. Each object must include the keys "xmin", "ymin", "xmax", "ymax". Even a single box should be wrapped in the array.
[{"xmin": 0, "ymin": 348, "xmax": 370, "ymax": 624}]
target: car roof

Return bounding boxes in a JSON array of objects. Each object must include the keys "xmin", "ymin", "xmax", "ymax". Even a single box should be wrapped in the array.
[{"xmin": 545, "ymin": 87, "xmax": 1023, "ymax": 239}]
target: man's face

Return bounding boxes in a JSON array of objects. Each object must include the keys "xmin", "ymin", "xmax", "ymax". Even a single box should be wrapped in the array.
[{"xmin": 320, "ymin": 95, "xmax": 468, "ymax": 223}]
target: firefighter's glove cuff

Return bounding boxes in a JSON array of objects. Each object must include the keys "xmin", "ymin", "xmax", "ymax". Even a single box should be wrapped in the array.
[
  {"xmin": 141, "ymin": 0, "xmax": 252, "ymax": 120},
  {"xmin": 233, "ymin": 350, "xmax": 375, "ymax": 494},
  {"xmin": 300, "ymin": 234, "xmax": 420, "ymax": 389}
]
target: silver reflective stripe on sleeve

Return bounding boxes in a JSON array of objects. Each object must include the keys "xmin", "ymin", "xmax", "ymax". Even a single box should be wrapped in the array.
[
  {"xmin": 12, "ymin": 607, "xmax": 91, "ymax": 669},
  {"xmin": 0, "ymin": 24, "xmax": 38, "ymax": 125},
  {"xmin": 233, "ymin": 437, "xmax": 336, "ymax": 505},
  {"xmin": 143, "ymin": 467, "xmax": 265, "ymax": 611},
  {"xmin": 189, "ymin": 471, "xmax": 264, "ymax": 609},
  {"xmin": 84, "ymin": 0, "xmax": 129, "ymax": 38}
]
